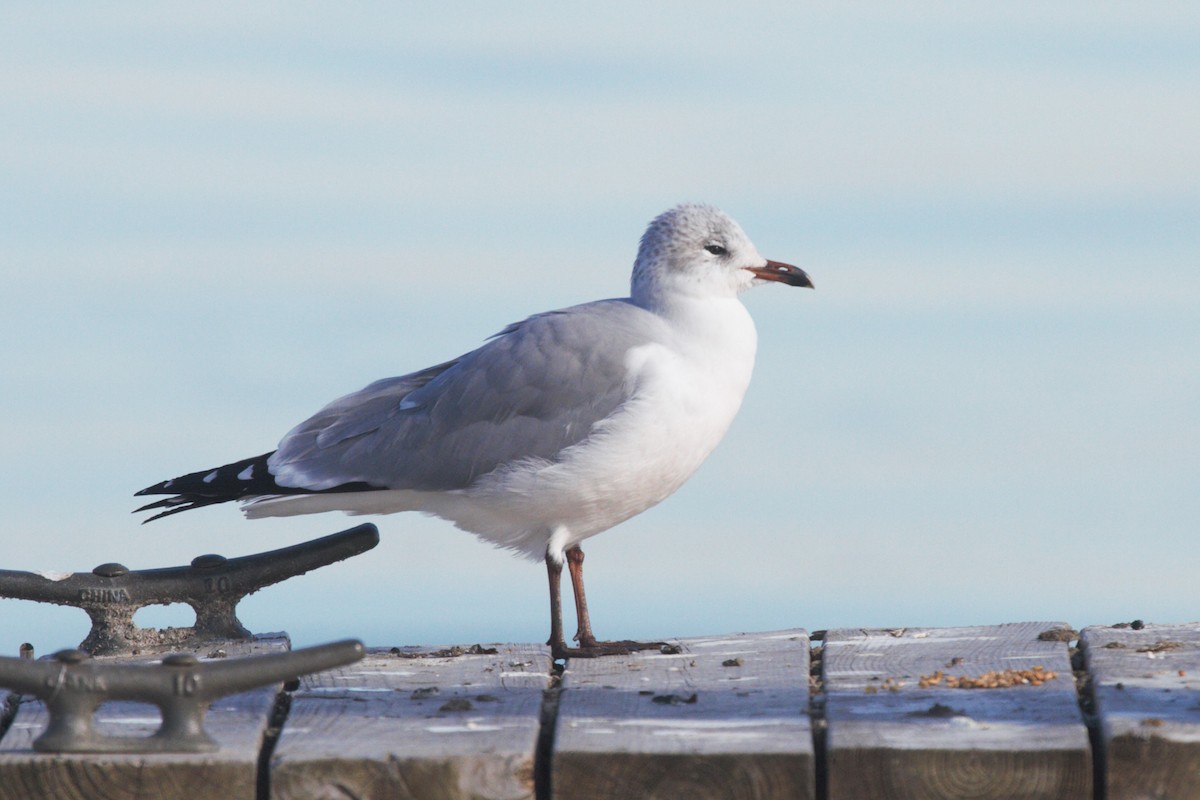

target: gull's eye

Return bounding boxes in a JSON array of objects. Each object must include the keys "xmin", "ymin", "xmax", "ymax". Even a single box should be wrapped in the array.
[{"xmin": 704, "ymin": 243, "xmax": 728, "ymax": 256}]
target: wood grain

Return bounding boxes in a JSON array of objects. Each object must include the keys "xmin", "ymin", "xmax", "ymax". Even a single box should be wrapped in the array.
[
  {"xmin": 1081, "ymin": 621, "xmax": 1200, "ymax": 800},
  {"xmin": 0, "ymin": 634, "xmax": 289, "ymax": 800},
  {"xmin": 552, "ymin": 630, "xmax": 813, "ymax": 800},
  {"xmin": 823, "ymin": 621, "xmax": 1090, "ymax": 800},
  {"xmin": 269, "ymin": 642, "xmax": 552, "ymax": 800}
]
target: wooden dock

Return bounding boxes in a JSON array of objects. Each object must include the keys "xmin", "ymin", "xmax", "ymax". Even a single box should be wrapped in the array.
[{"xmin": 2, "ymin": 621, "xmax": 1198, "ymax": 799}]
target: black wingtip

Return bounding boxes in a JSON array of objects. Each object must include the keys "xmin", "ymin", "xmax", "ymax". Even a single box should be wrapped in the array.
[
  {"xmin": 149, "ymin": 508, "xmax": 185, "ymax": 523},
  {"xmin": 134, "ymin": 478, "xmax": 178, "ymax": 497},
  {"xmin": 140, "ymin": 505, "xmax": 193, "ymax": 524},
  {"xmin": 133, "ymin": 451, "xmax": 385, "ymax": 523},
  {"xmin": 139, "ymin": 506, "xmax": 178, "ymax": 525},
  {"xmin": 133, "ymin": 453, "xmax": 277, "ymax": 520},
  {"xmin": 134, "ymin": 498, "xmax": 175, "ymax": 514},
  {"xmin": 135, "ymin": 494, "xmax": 230, "ymax": 523}
]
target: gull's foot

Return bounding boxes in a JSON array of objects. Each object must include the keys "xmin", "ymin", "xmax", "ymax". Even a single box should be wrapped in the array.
[{"xmin": 550, "ymin": 638, "xmax": 673, "ymax": 659}]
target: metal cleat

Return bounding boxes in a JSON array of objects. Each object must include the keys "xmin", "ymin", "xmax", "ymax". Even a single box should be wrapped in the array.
[
  {"xmin": 0, "ymin": 639, "xmax": 364, "ymax": 753},
  {"xmin": 0, "ymin": 524, "xmax": 379, "ymax": 655}
]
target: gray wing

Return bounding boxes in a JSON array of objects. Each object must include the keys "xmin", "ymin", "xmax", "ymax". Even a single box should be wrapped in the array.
[{"xmin": 268, "ymin": 299, "xmax": 662, "ymax": 492}]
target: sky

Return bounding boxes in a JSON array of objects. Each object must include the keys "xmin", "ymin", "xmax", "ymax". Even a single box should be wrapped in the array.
[{"xmin": 1, "ymin": 3, "xmax": 1198, "ymax": 657}]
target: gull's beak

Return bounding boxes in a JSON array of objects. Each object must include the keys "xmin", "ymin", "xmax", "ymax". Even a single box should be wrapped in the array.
[{"xmin": 746, "ymin": 260, "xmax": 813, "ymax": 288}]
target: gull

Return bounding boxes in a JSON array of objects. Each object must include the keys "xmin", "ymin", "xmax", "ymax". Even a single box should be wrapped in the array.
[{"xmin": 135, "ymin": 204, "xmax": 812, "ymax": 658}]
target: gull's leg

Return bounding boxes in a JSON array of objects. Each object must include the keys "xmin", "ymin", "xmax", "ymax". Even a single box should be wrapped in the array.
[
  {"xmin": 565, "ymin": 545, "xmax": 597, "ymax": 646},
  {"xmin": 545, "ymin": 551, "xmax": 570, "ymax": 657},
  {"xmin": 561, "ymin": 544, "xmax": 669, "ymax": 656}
]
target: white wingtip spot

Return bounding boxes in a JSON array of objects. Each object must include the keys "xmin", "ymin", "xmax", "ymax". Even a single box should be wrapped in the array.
[
  {"xmin": 202, "ymin": 470, "xmax": 219, "ymax": 484},
  {"xmin": 237, "ymin": 464, "xmax": 254, "ymax": 481}
]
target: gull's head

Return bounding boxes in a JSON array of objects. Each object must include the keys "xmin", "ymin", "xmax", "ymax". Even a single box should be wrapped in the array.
[{"xmin": 631, "ymin": 204, "xmax": 812, "ymax": 307}]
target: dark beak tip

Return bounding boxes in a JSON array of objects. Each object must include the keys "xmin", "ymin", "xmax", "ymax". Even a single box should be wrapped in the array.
[{"xmin": 757, "ymin": 260, "xmax": 813, "ymax": 289}]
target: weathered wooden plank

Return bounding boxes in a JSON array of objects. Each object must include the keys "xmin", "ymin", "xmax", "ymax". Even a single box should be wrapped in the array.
[
  {"xmin": 1081, "ymin": 621, "xmax": 1200, "ymax": 800},
  {"xmin": 552, "ymin": 630, "xmax": 813, "ymax": 800},
  {"xmin": 823, "ymin": 621, "xmax": 1090, "ymax": 800},
  {"xmin": 0, "ymin": 634, "xmax": 289, "ymax": 800},
  {"xmin": 270, "ymin": 643, "xmax": 552, "ymax": 800}
]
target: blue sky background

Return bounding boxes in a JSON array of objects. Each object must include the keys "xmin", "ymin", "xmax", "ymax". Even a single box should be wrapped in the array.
[{"xmin": 2, "ymin": 3, "xmax": 1197, "ymax": 656}]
